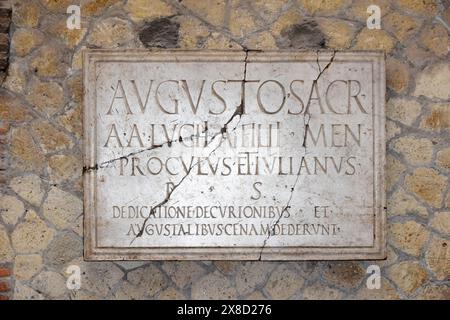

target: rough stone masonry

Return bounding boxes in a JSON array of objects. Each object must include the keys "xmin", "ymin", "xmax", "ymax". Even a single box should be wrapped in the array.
[{"xmin": 0, "ymin": 0, "xmax": 449, "ymax": 300}]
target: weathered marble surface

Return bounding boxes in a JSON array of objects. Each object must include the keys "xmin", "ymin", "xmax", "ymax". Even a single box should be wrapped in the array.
[{"xmin": 83, "ymin": 50, "xmax": 385, "ymax": 260}]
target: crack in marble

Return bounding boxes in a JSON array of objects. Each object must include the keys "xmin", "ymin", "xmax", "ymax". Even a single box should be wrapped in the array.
[
  {"xmin": 83, "ymin": 50, "xmax": 257, "ymax": 174},
  {"xmin": 130, "ymin": 48, "xmax": 251, "ymax": 244},
  {"xmin": 83, "ymin": 129, "xmax": 207, "ymax": 174},
  {"xmin": 129, "ymin": 162, "xmax": 196, "ymax": 245},
  {"xmin": 257, "ymin": 51, "xmax": 336, "ymax": 260},
  {"xmin": 205, "ymin": 48, "xmax": 250, "ymax": 158}
]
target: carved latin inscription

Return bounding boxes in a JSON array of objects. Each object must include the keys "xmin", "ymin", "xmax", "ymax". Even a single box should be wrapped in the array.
[{"xmin": 83, "ymin": 50, "xmax": 386, "ymax": 260}]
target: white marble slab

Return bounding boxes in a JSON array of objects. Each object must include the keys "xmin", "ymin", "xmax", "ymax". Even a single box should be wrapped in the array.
[{"xmin": 83, "ymin": 50, "xmax": 386, "ymax": 260}]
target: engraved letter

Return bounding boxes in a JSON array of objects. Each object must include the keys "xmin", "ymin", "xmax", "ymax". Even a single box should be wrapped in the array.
[
  {"xmin": 181, "ymin": 80, "xmax": 205, "ymax": 115},
  {"xmin": 210, "ymin": 80, "xmax": 227, "ymax": 115},
  {"xmin": 288, "ymin": 80, "xmax": 305, "ymax": 114},
  {"xmin": 251, "ymin": 182, "xmax": 262, "ymax": 200},
  {"xmin": 104, "ymin": 123, "xmax": 123, "ymax": 147},
  {"xmin": 325, "ymin": 80, "xmax": 347, "ymax": 114},
  {"xmin": 304, "ymin": 81, "xmax": 325, "ymax": 114},
  {"xmin": 349, "ymin": 80, "xmax": 368, "ymax": 114},
  {"xmin": 127, "ymin": 124, "xmax": 144, "ymax": 147},
  {"xmin": 156, "ymin": 80, "xmax": 179, "ymax": 114},
  {"xmin": 257, "ymin": 80, "xmax": 286, "ymax": 114},
  {"xmin": 131, "ymin": 80, "xmax": 153, "ymax": 113},
  {"xmin": 106, "ymin": 80, "xmax": 132, "ymax": 115}
]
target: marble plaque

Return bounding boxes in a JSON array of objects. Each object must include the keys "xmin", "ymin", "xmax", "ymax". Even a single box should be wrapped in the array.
[{"xmin": 83, "ymin": 50, "xmax": 386, "ymax": 260}]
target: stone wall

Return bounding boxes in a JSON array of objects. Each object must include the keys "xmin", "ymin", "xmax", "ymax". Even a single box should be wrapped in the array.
[{"xmin": 0, "ymin": 0, "xmax": 449, "ymax": 300}]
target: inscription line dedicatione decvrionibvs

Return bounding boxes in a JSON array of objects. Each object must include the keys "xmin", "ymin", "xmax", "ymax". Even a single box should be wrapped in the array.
[{"xmin": 83, "ymin": 50, "xmax": 386, "ymax": 260}]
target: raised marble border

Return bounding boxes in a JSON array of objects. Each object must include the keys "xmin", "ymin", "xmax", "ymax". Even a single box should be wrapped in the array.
[{"xmin": 83, "ymin": 50, "xmax": 386, "ymax": 261}]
